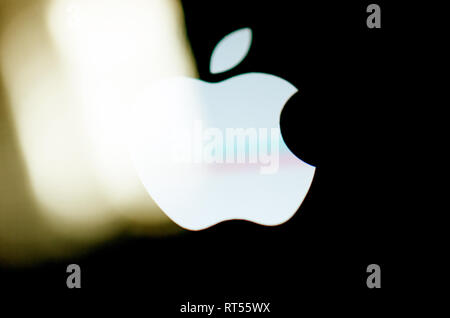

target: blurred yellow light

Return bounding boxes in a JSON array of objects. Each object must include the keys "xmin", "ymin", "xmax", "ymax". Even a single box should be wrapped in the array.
[{"xmin": 0, "ymin": 0, "xmax": 197, "ymax": 264}]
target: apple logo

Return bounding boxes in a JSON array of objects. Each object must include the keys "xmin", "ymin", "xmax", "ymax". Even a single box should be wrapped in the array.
[{"xmin": 130, "ymin": 28, "xmax": 315, "ymax": 230}]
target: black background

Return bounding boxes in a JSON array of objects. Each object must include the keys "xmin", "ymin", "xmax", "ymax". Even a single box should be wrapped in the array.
[{"xmin": 1, "ymin": 0, "xmax": 423, "ymax": 314}]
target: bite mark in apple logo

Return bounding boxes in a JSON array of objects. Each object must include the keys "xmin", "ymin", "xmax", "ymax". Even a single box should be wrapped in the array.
[{"xmin": 130, "ymin": 28, "xmax": 315, "ymax": 230}]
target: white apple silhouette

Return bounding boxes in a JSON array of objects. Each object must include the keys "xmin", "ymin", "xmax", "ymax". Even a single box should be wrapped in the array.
[{"xmin": 130, "ymin": 28, "xmax": 315, "ymax": 230}]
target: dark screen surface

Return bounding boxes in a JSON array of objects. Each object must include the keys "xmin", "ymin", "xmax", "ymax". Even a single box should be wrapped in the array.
[{"xmin": 1, "ymin": 0, "xmax": 426, "ymax": 314}]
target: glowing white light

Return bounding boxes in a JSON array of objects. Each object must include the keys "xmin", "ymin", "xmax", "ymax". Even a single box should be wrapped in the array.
[{"xmin": 0, "ymin": 0, "xmax": 196, "ymax": 230}]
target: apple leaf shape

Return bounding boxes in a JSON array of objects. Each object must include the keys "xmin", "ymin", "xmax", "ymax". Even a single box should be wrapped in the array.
[{"xmin": 210, "ymin": 28, "xmax": 252, "ymax": 74}]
